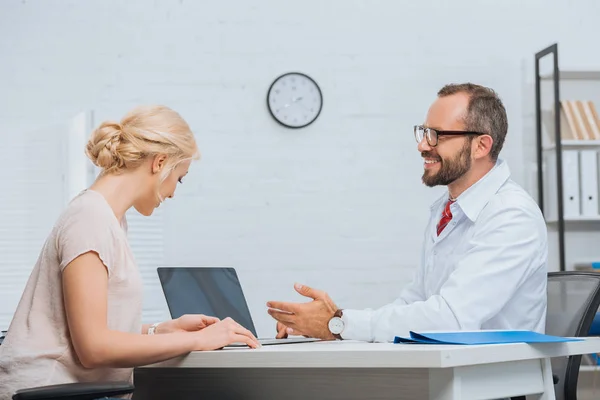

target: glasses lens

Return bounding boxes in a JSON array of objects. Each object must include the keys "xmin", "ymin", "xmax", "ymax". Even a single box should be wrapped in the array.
[
  {"xmin": 414, "ymin": 125, "xmax": 424, "ymax": 143},
  {"xmin": 425, "ymin": 128, "xmax": 437, "ymax": 146}
]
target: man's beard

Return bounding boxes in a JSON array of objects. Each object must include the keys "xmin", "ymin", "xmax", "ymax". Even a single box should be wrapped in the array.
[{"xmin": 422, "ymin": 139, "xmax": 472, "ymax": 187}]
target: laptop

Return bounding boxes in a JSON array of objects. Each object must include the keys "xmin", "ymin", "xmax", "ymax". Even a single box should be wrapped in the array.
[{"xmin": 156, "ymin": 267, "xmax": 320, "ymax": 347}]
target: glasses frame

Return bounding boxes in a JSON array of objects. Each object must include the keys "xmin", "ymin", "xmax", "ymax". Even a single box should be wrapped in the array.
[{"xmin": 414, "ymin": 125, "xmax": 487, "ymax": 147}]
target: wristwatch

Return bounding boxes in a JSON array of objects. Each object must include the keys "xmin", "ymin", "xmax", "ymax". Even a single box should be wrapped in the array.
[
  {"xmin": 328, "ymin": 309, "xmax": 345, "ymax": 340},
  {"xmin": 147, "ymin": 322, "xmax": 161, "ymax": 335}
]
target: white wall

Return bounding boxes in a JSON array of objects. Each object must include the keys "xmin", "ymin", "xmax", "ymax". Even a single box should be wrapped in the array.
[{"xmin": 1, "ymin": 0, "xmax": 600, "ymax": 336}]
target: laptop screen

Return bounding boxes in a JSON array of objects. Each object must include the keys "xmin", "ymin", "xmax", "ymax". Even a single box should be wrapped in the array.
[{"xmin": 156, "ymin": 267, "xmax": 257, "ymax": 337}]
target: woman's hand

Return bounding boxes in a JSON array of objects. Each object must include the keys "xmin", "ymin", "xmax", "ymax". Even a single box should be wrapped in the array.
[
  {"xmin": 193, "ymin": 317, "xmax": 261, "ymax": 350},
  {"xmin": 157, "ymin": 314, "xmax": 220, "ymax": 334},
  {"xmin": 148, "ymin": 315, "xmax": 260, "ymax": 350}
]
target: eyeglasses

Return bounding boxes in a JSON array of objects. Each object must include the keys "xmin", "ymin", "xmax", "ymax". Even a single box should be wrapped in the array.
[{"xmin": 414, "ymin": 125, "xmax": 487, "ymax": 147}]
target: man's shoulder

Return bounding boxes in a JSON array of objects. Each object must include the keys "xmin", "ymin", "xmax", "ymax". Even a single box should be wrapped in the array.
[
  {"xmin": 496, "ymin": 179, "xmax": 540, "ymax": 206},
  {"xmin": 485, "ymin": 179, "xmax": 545, "ymax": 222}
]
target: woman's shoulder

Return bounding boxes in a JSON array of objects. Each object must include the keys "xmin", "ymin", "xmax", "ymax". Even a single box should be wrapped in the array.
[
  {"xmin": 53, "ymin": 190, "xmax": 128, "ymax": 272},
  {"xmin": 60, "ymin": 189, "xmax": 119, "ymax": 225},
  {"xmin": 52, "ymin": 189, "xmax": 125, "ymax": 246}
]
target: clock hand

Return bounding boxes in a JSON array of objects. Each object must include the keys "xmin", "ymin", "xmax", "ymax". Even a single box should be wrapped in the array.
[
  {"xmin": 296, "ymin": 101, "xmax": 312, "ymax": 112},
  {"xmin": 280, "ymin": 97, "xmax": 301, "ymax": 110}
]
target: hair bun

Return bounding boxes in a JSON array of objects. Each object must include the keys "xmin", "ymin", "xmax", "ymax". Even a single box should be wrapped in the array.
[
  {"xmin": 85, "ymin": 121, "xmax": 126, "ymax": 172},
  {"xmin": 83, "ymin": 105, "xmax": 199, "ymax": 177}
]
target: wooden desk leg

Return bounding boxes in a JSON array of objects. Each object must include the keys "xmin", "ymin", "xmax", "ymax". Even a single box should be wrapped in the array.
[{"xmin": 428, "ymin": 359, "xmax": 556, "ymax": 400}]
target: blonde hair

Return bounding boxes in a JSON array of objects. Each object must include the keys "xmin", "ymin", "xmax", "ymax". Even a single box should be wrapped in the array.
[{"xmin": 85, "ymin": 105, "xmax": 199, "ymax": 180}]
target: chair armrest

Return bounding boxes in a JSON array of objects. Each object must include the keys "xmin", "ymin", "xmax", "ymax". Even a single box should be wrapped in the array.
[
  {"xmin": 589, "ymin": 312, "xmax": 600, "ymax": 336},
  {"xmin": 12, "ymin": 381, "xmax": 134, "ymax": 400}
]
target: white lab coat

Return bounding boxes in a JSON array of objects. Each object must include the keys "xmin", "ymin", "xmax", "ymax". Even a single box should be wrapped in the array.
[{"xmin": 341, "ymin": 159, "xmax": 548, "ymax": 342}]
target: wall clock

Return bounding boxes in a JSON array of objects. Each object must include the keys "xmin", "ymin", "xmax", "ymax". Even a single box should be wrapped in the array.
[{"xmin": 266, "ymin": 72, "xmax": 323, "ymax": 129}]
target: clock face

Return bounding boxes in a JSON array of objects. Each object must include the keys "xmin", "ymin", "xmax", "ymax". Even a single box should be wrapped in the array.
[{"xmin": 267, "ymin": 72, "xmax": 323, "ymax": 128}]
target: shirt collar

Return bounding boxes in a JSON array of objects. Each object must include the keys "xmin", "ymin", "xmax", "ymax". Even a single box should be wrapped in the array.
[{"xmin": 429, "ymin": 159, "xmax": 511, "ymax": 222}]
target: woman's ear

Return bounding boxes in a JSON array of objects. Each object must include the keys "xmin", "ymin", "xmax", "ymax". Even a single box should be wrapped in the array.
[{"xmin": 152, "ymin": 154, "xmax": 168, "ymax": 174}]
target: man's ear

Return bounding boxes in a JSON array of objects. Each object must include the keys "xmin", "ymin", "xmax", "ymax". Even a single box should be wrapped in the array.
[
  {"xmin": 152, "ymin": 154, "xmax": 168, "ymax": 174},
  {"xmin": 474, "ymin": 135, "xmax": 493, "ymax": 160}
]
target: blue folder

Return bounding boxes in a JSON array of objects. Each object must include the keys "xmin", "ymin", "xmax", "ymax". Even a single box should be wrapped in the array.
[{"xmin": 394, "ymin": 330, "xmax": 582, "ymax": 345}]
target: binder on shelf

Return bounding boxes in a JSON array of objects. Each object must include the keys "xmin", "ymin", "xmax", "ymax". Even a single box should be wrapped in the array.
[
  {"xmin": 587, "ymin": 102, "xmax": 600, "ymax": 137},
  {"xmin": 579, "ymin": 150, "xmax": 599, "ymax": 216},
  {"xmin": 561, "ymin": 100, "xmax": 585, "ymax": 140},
  {"xmin": 564, "ymin": 150, "xmax": 582, "ymax": 216},
  {"xmin": 543, "ymin": 101, "xmax": 600, "ymax": 143},
  {"xmin": 542, "ymin": 107, "xmax": 575, "ymax": 143},
  {"xmin": 570, "ymin": 100, "xmax": 592, "ymax": 139},
  {"xmin": 544, "ymin": 150, "xmax": 581, "ymax": 220},
  {"xmin": 581, "ymin": 101, "xmax": 600, "ymax": 139}
]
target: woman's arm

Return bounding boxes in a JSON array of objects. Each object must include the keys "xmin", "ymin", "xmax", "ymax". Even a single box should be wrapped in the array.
[
  {"xmin": 62, "ymin": 252, "xmax": 259, "ymax": 369},
  {"xmin": 142, "ymin": 315, "xmax": 221, "ymax": 335}
]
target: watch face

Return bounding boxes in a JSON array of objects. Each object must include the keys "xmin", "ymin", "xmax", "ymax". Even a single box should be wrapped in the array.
[
  {"xmin": 267, "ymin": 72, "xmax": 323, "ymax": 129},
  {"xmin": 328, "ymin": 316, "xmax": 344, "ymax": 335}
]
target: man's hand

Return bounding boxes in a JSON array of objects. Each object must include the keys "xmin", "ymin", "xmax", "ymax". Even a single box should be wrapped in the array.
[
  {"xmin": 156, "ymin": 314, "xmax": 220, "ymax": 334},
  {"xmin": 275, "ymin": 321, "xmax": 311, "ymax": 339},
  {"xmin": 276, "ymin": 321, "xmax": 289, "ymax": 339},
  {"xmin": 267, "ymin": 283, "xmax": 338, "ymax": 340}
]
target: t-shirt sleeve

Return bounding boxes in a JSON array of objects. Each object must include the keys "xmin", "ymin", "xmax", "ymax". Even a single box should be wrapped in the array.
[{"xmin": 56, "ymin": 205, "xmax": 118, "ymax": 275}]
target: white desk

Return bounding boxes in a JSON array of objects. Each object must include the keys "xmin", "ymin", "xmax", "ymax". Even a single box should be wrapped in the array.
[{"xmin": 134, "ymin": 338, "xmax": 600, "ymax": 400}]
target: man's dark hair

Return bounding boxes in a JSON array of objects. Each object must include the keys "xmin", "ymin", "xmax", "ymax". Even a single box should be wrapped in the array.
[{"xmin": 437, "ymin": 83, "xmax": 508, "ymax": 161}]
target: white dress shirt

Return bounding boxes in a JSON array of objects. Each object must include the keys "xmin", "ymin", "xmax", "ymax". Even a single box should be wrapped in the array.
[{"xmin": 341, "ymin": 159, "xmax": 548, "ymax": 342}]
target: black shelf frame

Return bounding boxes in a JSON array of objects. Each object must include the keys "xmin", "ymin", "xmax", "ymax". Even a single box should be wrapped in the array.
[{"xmin": 535, "ymin": 43, "xmax": 566, "ymax": 272}]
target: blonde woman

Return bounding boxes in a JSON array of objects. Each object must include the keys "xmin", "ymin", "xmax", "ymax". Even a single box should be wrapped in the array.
[{"xmin": 0, "ymin": 105, "xmax": 260, "ymax": 398}]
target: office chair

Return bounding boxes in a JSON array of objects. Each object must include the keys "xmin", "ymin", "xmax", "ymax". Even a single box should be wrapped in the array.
[
  {"xmin": 589, "ymin": 312, "xmax": 600, "ymax": 336},
  {"xmin": 11, "ymin": 382, "xmax": 135, "ymax": 400},
  {"xmin": 1, "ymin": 329, "xmax": 134, "ymax": 400},
  {"xmin": 512, "ymin": 271, "xmax": 600, "ymax": 400}
]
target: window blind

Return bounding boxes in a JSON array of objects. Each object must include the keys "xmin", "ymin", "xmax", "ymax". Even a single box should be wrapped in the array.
[
  {"xmin": 0, "ymin": 123, "xmax": 67, "ymax": 329},
  {"xmin": 124, "ymin": 207, "xmax": 169, "ymax": 324}
]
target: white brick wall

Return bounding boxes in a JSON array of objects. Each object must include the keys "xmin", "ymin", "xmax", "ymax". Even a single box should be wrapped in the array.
[{"xmin": 2, "ymin": 0, "xmax": 600, "ymax": 336}]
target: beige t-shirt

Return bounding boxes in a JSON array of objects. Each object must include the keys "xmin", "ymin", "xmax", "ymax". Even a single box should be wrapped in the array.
[{"xmin": 0, "ymin": 189, "xmax": 143, "ymax": 398}]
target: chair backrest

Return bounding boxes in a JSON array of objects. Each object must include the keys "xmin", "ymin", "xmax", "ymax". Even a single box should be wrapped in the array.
[{"xmin": 545, "ymin": 271, "xmax": 600, "ymax": 400}]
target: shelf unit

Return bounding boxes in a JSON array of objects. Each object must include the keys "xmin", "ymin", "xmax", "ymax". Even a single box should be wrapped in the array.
[
  {"xmin": 545, "ymin": 216, "xmax": 600, "ymax": 224},
  {"xmin": 543, "ymin": 140, "xmax": 600, "ymax": 151},
  {"xmin": 580, "ymin": 365, "xmax": 600, "ymax": 372},
  {"xmin": 534, "ymin": 43, "xmax": 600, "ymax": 271},
  {"xmin": 540, "ymin": 71, "xmax": 600, "ymax": 81}
]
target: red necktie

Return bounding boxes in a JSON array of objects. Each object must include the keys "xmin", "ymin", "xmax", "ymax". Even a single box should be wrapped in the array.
[{"xmin": 436, "ymin": 199, "xmax": 455, "ymax": 236}]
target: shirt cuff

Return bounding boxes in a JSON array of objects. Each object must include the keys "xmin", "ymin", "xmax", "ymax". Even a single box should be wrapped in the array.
[{"xmin": 340, "ymin": 308, "xmax": 373, "ymax": 342}]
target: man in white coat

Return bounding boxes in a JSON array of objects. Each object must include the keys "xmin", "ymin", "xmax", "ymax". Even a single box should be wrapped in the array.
[{"xmin": 267, "ymin": 83, "xmax": 548, "ymax": 342}]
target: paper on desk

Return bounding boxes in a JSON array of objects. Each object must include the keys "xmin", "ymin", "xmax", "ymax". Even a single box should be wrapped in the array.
[{"xmin": 394, "ymin": 330, "xmax": 583, "ymax": 345}]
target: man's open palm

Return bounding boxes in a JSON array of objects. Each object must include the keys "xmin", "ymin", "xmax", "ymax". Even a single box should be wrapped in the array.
[{"xmin": 267, "ymin": 283, "xmax": 338, "ymax": 340}]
